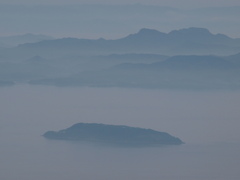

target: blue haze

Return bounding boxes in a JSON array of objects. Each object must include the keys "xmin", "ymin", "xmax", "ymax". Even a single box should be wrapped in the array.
[
  {"xmin": 0, "ymin": 4, "xmax": 239, "ymax": 38},
  {"xmin": 0, "ymin": 86, "xmax": 240, "ymax": 180},
  {"xmin": 1, "ymin": 1, "xmax": 240, "ymax": 179}
]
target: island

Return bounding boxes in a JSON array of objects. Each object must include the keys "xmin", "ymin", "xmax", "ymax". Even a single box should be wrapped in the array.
[{"xmin": 43, "ymin": 123, "xmax": 183, "ymax": 147}]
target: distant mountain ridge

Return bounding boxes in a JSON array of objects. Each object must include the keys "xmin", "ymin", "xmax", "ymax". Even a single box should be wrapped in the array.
[
  {"xmin": 0, "ymin": 33, "xmax": 54, "ymax": 47},
  {"xmin": 1, "ymin": 27, "xmax": 240, "ymax": 90},
  {"xmin": 17, "ymin": 27, "xmax": 240, "ymax": 56},
  {"xmin": 29, "ymin": 54, "xmax": 240, "ymax": 90}
]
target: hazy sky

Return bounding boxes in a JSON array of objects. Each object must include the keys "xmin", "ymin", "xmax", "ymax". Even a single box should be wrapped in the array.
[
  {"xmin": 1, "ymin": 0, "xmax": 240, "ymax": 8},
  {"xmin": 0, "ymin": 0, "xmax": 239, "ymax": 38}
]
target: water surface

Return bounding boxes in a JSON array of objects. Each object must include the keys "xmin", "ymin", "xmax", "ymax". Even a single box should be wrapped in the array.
[{"xmin": 0, "ymin": 85, "xmax": 240, "ymax": 180}]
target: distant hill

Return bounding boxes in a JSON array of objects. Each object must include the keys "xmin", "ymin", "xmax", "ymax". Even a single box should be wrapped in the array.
[
  {"xmin": 225, "ymin": 53, "xmax": 240, "ymax": 65},
  {"xmin": 29, "ymin": 54, "xmax": 240, "ymax": 90},
  {"xmin": 1, "ymin": 28, "xmax": 240, "ymax": 90},
  {"xmin": 0, "ymin": 33, "xmax": 54, "ymax": 47},
  {"xmin": 0, "ymin": 80, "xmax": 14, "ymax": 86},
  {"xmin": 25, "ymin": 55, "xmax": 48, "ymax": 63},
  {"xmin": 114, "ymin": 55, "xmax": 234, "ymax": 70},
  {"xmin": 96, "ymin": 53, "xmax": 168, "ymax": 63},
  {"xmin": 43, "ymin": 123, "xmax": 183, "ymax": 147},
  {"xmin": 150, "ymin": 55, "xmax": 236, "ymax": 70},
  {"xmin": 17, "ymin": 27, "xmax": 240, "ymax": 56},
  {"xmin": 0, "ymin": 56, "xmax": 58, "ymax": 82}
]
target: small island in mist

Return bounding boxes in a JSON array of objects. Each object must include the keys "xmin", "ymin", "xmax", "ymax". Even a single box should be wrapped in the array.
[{"xmin": 43, "ymin": 123, "xmax": 183, "ymax": 147}]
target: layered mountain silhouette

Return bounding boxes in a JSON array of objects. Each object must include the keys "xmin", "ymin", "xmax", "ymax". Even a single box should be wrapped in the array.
[
  {"xmin": 29, "ymin": 54, "xmax": 240, "ymax": 90},
  {"xmin": 0, "ymin": 33, "xmax": 54, "ymax": 48},
  {"xmin": 1, "ymin": 27, "xmax": 240, "ymax": 89},
  {"xmin": 17, "ymin": 27, "xmax": 240, "ymax": 56}
]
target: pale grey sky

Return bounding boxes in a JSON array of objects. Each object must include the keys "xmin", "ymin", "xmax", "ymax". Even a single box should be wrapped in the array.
[
  {"xmin": 0, "ymin": 0, "xmax": 239, "ymax": 38},
  {"xmin": 1, "ymin": 0, "xmax": 240, "ymax": 8}
]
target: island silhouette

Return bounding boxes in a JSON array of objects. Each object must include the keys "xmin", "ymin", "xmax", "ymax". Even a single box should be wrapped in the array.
[{"xmin": 43, "ymin": 123, "xmax": 183, "ymax": 147}]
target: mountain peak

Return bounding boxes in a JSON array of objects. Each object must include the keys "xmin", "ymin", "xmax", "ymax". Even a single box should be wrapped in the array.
[
  {"xmin": 137, "ymin": 28, "xmax": 166, "ymax": 36},
  {"xmin": 124, "ymin": 28, "xmax": 166, "ymax": 41},
  {"xmin": 138, "ymin": 28, "xmax": 161, "ymax": 34},
  {"xmin": 169, "ymin": 27, "xmax": 212, "ymax": 36}
]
